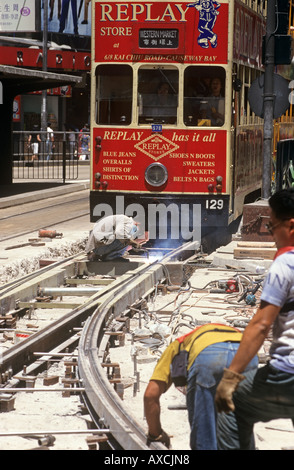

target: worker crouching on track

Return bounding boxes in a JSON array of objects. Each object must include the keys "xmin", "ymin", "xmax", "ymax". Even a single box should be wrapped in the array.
[
  {"xmin": 215, "ymin": 188, "xmax": 294, "ymax": 450},
  {"xmin": 85, "ymin": 215, "xmax": 141, "ymax": 261},
  {"xmin": 143, "ymin": 323, "xmax": 258, "ymax": 450}
]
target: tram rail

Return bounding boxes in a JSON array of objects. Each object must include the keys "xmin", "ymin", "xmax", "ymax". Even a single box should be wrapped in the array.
[
  {"xmin": 0, "ymin": 193, "xmax": 89, "ymax": 243},
  {"xmin": 0, "ymin": 243, "xmax": 198, "ymax": 450}
]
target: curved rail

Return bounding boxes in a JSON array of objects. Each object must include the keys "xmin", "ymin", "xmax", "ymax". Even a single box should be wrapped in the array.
[
  {"xmin": 0, "ymin": 241, "xmax": 198, "ymax": 449},
  {"xmin": 0, "ymin": 254, "xmax": 150, "ymax": 378},
  {"xmin": 78, "ymin": 242, "xmax": 199, "ymax": 450}
]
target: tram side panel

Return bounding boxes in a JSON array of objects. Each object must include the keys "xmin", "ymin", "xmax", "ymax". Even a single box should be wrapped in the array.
[
  {"xmin": 89, "ymin": 0, "xmax": 266, "ymax": 247},
  {"xmin": 90, "ymin": 127, "xmax": 230, "ymax": 247},
  {"xmin": 233, "ymin": 125, "xmax": 264, "ymax": 219}
]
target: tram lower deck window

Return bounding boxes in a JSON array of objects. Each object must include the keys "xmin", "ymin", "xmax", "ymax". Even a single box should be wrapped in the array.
[
  {"xmin": 138, "ymin": 67, "xmax": 179, "ymax": 125},
  {"xmin": 184, "ymin": 66, "xmax": 226, "ymax": 127},
  {"xmin": 95, "ymin": 65, "xmax": 133, "ymax": 125}
]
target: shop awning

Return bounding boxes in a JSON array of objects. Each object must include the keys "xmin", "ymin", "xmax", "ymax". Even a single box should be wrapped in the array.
[{"xmin": 0, "ymin": 65, "xmax": 82, "ymax": 96}]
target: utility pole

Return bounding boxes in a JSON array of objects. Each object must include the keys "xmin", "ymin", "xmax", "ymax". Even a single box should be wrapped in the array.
[
  {"xmin": 41, "ymin": 0, "xmax": 48, "ymax": 134},
  {"xmin": 262, "ymin": 0, "xmax": 275, "ymax": 200}
]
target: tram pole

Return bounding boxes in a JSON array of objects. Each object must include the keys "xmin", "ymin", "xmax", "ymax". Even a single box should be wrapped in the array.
[
  {"xmin": 41, "ymin": 1, "xmax": 48, "ymax": 134},
  {"xmin": 262, "ymin": 0, "xmax": 276, "ymax": 200}
]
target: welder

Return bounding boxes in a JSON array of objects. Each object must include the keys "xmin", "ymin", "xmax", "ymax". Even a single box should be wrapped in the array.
[{"xmin": 85, "ymin": 214, "xmax": 140, "ymax": 261}]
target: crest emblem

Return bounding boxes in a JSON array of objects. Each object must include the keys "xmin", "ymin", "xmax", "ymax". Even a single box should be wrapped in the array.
[{"xmin": 135, "ymin": 134, "xmax": 179, "ymax": 161}]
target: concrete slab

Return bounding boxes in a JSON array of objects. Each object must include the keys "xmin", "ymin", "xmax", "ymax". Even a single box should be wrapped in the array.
[{"xmin": 207, "ymin": 240, "xmax": 274, "ymax": 273}]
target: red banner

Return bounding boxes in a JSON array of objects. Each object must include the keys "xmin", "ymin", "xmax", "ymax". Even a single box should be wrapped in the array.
[
  {"xmin": 233, "ymin": 2, "xmax": 265, "ymax": 68},
  {"xmin": 94, "ymin": 1, "xmax": 229, "ymax": 64},
  {"xmin": 93, "ymin": 127, "xmax": 227, "ymax": 194}
]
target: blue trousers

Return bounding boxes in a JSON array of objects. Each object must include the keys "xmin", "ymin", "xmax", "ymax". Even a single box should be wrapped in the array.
[
  {"xmin": 46, "ymin": 140, "xmax": 53, "ymax": 160},
  {"xmin": 59, "ymin": 0, "xmax": 78, "ymax": 33},
  {"xmin": 93, "ymin": 239, "xmax": 127, "ymax": 260},
  {"xmin": 186, "ymin": 342, "xmax": 258, "ymax": 450},
  {"xmin": 217, "ymin": 363, "xmax": 294, "ymax": 450}
]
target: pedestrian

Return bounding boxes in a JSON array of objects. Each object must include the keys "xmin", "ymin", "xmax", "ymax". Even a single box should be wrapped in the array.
[
  {"xmin": 68, "ymin": 127, "xmax": 76, "ymax": 160},
  {"xmin": 85, "ymin": 215, "xmax": 141, "ymax": 261},
  {"xmin": 78, "ymin": 123, "xmax": 90, "ymax": 160},
  {"xmin": 46, "ymin": 122, "xmax": 55, "ymax": 161},
  {"xmin": 215, "ymin": 187, "xmax": 294, "ymax": 450},
  {"xmin": 59, "ymin": 0, "xmax": 78, "ymax": 34},
  {"xmin": 27, "ymin": 125, "xmax": 41, "ymax": 165},
  {"xmin": 144, "ymin": 323, "xmax": 258, "ymax": 450}
]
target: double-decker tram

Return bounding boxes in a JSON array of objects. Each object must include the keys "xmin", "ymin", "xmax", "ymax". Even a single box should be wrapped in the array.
[{"xmin": 90, "ymin": 0, "xmax": 266, "ymax": 249}]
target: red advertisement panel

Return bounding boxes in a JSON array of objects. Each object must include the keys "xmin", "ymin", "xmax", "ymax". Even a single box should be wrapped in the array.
[
  {"xmin": 233, "ymin": 1, "xmax": 265, "ymax": 68},
  {"xmin": 93, "ymin": 128, "xmax": 227, "ymax": 193},
  {"xmin": 94, "ymin": 1, "xmax": 229, "ymax": 64}
]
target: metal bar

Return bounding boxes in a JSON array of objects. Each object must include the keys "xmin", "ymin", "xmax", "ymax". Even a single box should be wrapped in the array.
[
  {"xmin": 41, "ymin": 0, "xmax": 48, "ymax": 134},
  {"xmin": 0, "ymin": 388, "xmax": 85, "ymax": 393},
  {"xmin": 0, "ymin": 429, "xmax": 110, "ymax": 438},
  {"xmin": 12, "ymin": 131, "xmax": 83, "ymax": 181},
  {"xmin": 0, "ymin": 329, "xmax": 38, "ymax": 332},
  {"xmin": 65, "ymin": 278, "xmax": 114, "ymax": 285},
  {"xmin": 33, "ymin": 352, "xmax": 78, "ymax": 357},
  {"xmin": 262, "ymin": 0, "xmax": 275, "ymax": 199},
  {"xmin": 38, "ymin": 287, "xmax": 102, "ymax": 296},
  {"xmin": 63, "ymin": 139, "xmax": 66, "ymax": 183},
  {"xmin": 18, "ymin": 302, "xmax": 82, "ymax": 309}
]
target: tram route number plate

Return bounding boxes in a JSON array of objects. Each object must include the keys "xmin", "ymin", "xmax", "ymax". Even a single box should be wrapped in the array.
[
  {"xmin": 152, "ymin": 124, "xmax": 162, "ymax": 132},
  {"xmin": 205, "ymin": 199, "xmax": 224, "ymax": 210}
]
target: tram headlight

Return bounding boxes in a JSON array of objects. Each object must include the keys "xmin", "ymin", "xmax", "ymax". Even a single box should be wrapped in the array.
[
  {"xmin": 216, "ymin": 175, "xmax": 223, "ymax": 193},
  {"xmin": 145, "ymin": 163, "xmax": 168, "ymax": 187},
  {"xmin": 95, "ymin": 135, "xmax": 102, "ymax": 151},
  {"xmin": 94, "ymin": 172, "xmax": 101, "ymax": 189}
]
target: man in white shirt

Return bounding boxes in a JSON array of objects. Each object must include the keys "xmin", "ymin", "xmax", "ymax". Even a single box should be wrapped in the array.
[
  {"xmin": 215, "ymin": 188, "xmax": 294, "ymax": 449},
  {"xmin": 199, "ymin": 77, "xmax": 224, "ymax": 126}
]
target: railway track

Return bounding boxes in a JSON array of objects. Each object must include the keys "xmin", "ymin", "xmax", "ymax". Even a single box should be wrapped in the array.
[
  {"xmin": 0, "ymin": 191, "xmax": 89, "ymax": 242},
  {"xmin": 0, "ymin": 242, "xmax": 199, "ymax": 450},
  {"xmin": 2, "ymin": 189, "xmax": 293, "ymax": 450}
]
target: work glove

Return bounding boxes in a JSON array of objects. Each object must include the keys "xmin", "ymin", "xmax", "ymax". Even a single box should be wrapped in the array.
[
  {"xmin": 215, "ymin": 368, "xmax": 245, "ymax": 413},
  {"xmin": 129, "ymin": 240, "xmax": 143, "ymax": 250},
  {"xmin": 147, "ymin": 429, "xmax": 171, "ymax": 448}
]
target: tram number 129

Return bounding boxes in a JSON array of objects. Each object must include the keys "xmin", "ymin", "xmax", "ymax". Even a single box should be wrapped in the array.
[{"xmin": 205, "ymin": 199, "xmax": 224, "ymax": 210}]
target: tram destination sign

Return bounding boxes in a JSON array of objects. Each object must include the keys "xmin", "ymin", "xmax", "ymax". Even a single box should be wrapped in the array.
[{"xmin": 139, "ymin": 28, "xmax": 179, "ymax": 49}]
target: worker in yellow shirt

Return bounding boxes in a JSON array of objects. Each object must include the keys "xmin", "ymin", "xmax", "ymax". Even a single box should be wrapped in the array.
[{"xmin": 144, "ymin": 323, "xmax": 258, "ymax": 450}]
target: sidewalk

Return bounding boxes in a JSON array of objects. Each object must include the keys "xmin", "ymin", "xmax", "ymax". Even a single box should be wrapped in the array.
[
  {"xmin": 0, "ymin": 162, "xmax": 90, "ymax": 209},
  {"xmin": 0, "ymin": 162, "xmax": 91, "ymax": 284}
]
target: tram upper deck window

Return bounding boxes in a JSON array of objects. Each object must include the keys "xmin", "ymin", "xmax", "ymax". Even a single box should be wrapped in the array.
[
  {"xmin": 95, "ymin": 65, "xmax": 133, "ymax": 125},
  {"xmin": 138, "ymin": 67, "xmax": 178, "ymax": 125},
  {"xmin": 184, "ymin": 66, "xmax": 226, "ymax": 127}
]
